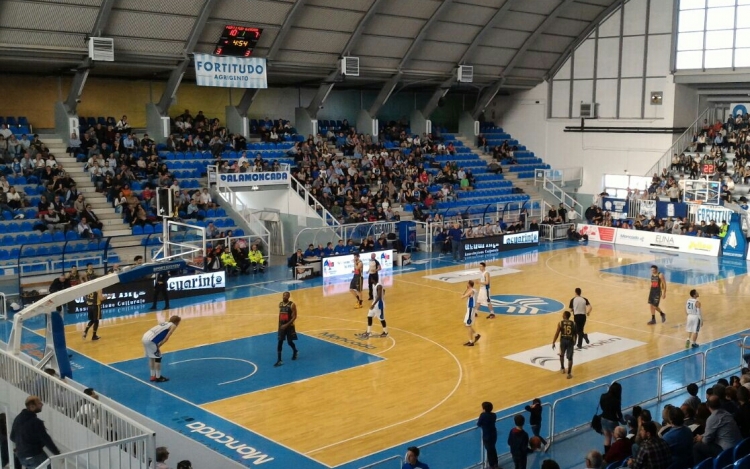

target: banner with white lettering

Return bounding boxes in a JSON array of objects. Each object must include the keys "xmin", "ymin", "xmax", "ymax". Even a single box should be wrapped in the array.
[
  {"xmin": 194, "ymin": 54, "xmax": 267, "ymax": 89},
  {"xmin": 601, "ymin": 198, "xmax": 629, "ymax": 220},
  {"xmin": 639, "ymin": 200, "xmax": 656, "ymax": 218},
  {"xmin": 693, "ymin": 204, "xmax": 733, "ymax": 224},
  {"xmin": 218, "ymin": 171, "xmax": 289, "ymax": 187}
]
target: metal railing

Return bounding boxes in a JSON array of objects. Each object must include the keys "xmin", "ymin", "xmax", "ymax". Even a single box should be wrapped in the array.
[
  {"xmin": 535, "ymin": 173, "xmax": 584, "ymax": 220},
  {"xmin": 212, "ymin": 179, "xmax": 272, "ymax": 254},
  {"xmin": 540, "ymin": 223, "xmax": 574, "ymax": 241},
  {"xmin": 644, "ymin": 107, "xmax": 713, "ymax": 177},
  {"xmin": 293, "ymin": 220, "xmax": 431, "ymax": 253},
  {"xmin": 541, "ymin": 167, "xmax": 583, "ymax": 187},
  {"xmin": 290, "ymin": 175, "xmax": 341, "ymax": 227},
  {"xmin": 0, "ymin": 292, "xmax": 6, "ymax": 320},
  {"xmin": 359, "ymin": 337, "xmax": 744, "ymax": 469},
  {"xmin": 0, "ymin": 347, "xmax": 156, "ymax": 469}
]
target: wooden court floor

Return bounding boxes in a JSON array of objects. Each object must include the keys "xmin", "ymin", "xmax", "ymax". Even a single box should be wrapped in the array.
[{"xmin": 65, "ymin": 245, "xmax": 750, "ymax": 467}]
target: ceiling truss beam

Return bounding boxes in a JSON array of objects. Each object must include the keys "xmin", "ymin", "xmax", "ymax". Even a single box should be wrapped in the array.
[
  {"xmin": 157, "ymin": 0, "xmax": 216, "ymax": 115},
  {"xmin": 472, "ymin": 0, "xmax": 576, "ymax": 118}
]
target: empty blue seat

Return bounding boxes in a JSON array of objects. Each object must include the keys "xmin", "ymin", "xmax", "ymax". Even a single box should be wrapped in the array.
[
  {"xmin": 27, "ymin": 233, "xmax": 40, "ymax": 243},
  {"xmin": 736, "ymin": 455, "xmax": 750, "ymax": 469},
  {"xmin": 0, "ymin": 250, "xmax": 9, "ymax": 261},
  {"xmin": 66, "ymin": 231, "xmax": 78, "ymax": 241},
  {"xmin": 132, "ymin": 225, "xmax": 143, "ymax": 235},
  {"xmin": 49, "ymin": 245, "xmax": 62, "ymax": 255},
  {"xmin": 15, "ymin": 234, "xmax": 28, "ymax": 244},
  {"xmin": 36, "ymin": 246, "xmax": 49, "ymax": 256},
  {"xmin": 53, "ymin": 231, "xmax": 65, "ymax": 242},
  {"xmin": 736, "ymin": 438, "xmax": 750, "ymax": 462},
  {"xmin": 144, "ymin": 224, "xmax": 154, "ymax": 234},
  {"xmin": 716, "ymin": 448, "xmax": 735, "ymax": 469}
]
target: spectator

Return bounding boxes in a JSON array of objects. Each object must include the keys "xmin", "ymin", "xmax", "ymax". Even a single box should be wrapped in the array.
[
  {"xmin": 0, "ymin": 412, "xmax": 9, "ymax": 469},
  {"xmin": 600, "ymin": 382, "xmax": 624, "ymax": 455},
  {"xmin": 75, "ymin": 388, "xmax": 100, "ymax": 433},
  {"xmin": 248, "ymin": 244, "xmax": 265, "ymax": 273},
  {"xmin": 662, "ymin": 407, "xmax": 693, "ymax": 469},
  {"xmin": 155, "ymin": 446, "xmax": 171, "ymax": 469},
  {"xmin": 605, "ymin": 426, "xmax": 634, "ymax": 464},
  {"xmin": 176, "ymin": 461, "xmax": 192, "ymax": 469},
  {"xmin": 627, "ymin": 421, "xmax": 670, "ymax": 469},
  {"xmin": 10, "ymin": 395, "xmax": 61, "ymax": 469},
  {"xmin": 402, "ymin": 446, "xmax": 428, "ymax": 469},
  {"xmin": 477, "ymin": 401, "xmax": 499, "ymax": 469},
  {"xmin": 585, "ymin": 450, "xmax": 603, "ymax": 469},
  {"xmin": 693, "ymin": 395, "xmax": 742, "ymax": 462},
  {"xmin": 508, "ymin": 414, "xmax": 530, "ymax": 469}
]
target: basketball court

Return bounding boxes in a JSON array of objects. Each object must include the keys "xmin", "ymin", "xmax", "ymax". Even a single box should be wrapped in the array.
[{"xmin": 7, "ymin": 241, "xmax": 750, "ymax": 468}]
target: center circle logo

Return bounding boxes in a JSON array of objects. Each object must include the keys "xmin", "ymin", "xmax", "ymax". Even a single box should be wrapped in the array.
[{"xmin": 489, "ymin": 295, "xmax": 564, "ymax": 316}]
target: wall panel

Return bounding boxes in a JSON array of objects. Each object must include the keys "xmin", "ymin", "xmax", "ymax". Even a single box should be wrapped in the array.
[
  {"xmin": 619, "ymin": 78, "xmax": 643, "ymax": 118},
  {"xmin": 573, "ymin": 39, "xmax": 596, "ymax": 79}
]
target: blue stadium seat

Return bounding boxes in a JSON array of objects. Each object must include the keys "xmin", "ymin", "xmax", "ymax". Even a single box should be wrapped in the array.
[
  {"xmin": 15, "ymin": 234, "xmax": 28, "ymax": 244},
  {"xmin": 27, "ymin": 232, "xmax": 40, "ymax": 244},
  {"xmin": 717, "ymin": 448, "xmax": 735, "ymax": 469},
  {"xmin": 53, "ymin": 231, "xmax": 65, "ymax": 242},
  {"xmin": 6, "ymin": 117, "xmax": 17, "ymax": 126},
  {"xmin": 36, "ymin": 246, "xmax": 49, "ymax": 256},
  {"xmin": 66, "ymin": 231, "xmax": 78, "ymax": 241},
  {"xmin": 132, "ymin": 225, "xmax": 143, "ymax": 235},
  {"xmin": 736, "ymin": 455, "xmax": 750, "ymax": 469},
  {"xmin": 144, "ymin": 224, "xmax": 154, "ymax": 234},
  {"xmin": 0, "ymin": 250, "xmax": 9, "ymax": 261},
  {"xmin": 736, "ymin": 439, "xmax": 750, "ymax": 462},
  {"xmin": 695, "ymin": 458, "xmax": 714, "ymax": 469}
]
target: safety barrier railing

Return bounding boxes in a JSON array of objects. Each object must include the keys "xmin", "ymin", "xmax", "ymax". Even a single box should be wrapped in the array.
[
  {"xmin": 0, "ymin": 347, "xmax": 156, "ymax": 469},
  {"xmin": 704, "ymin": 340, "xmax": 742, "ymax": 382},
  {"xmin": 657, "ymin": 353, "xmax": 705, "ymax": 398},
  {"xmin": 540, "ymin": 223, "xmax": 574, "ymax": 241},
  {"xmin": 359, "ymin": 337, "xmax": 744, "ymax": 469},
  {"xmin": 535, "ymin": 173, "xmax": 585, "ymax": 220},
  {"xmin": 211, "ymin": 176, "xmax": 272, "ymax": 253},
  {"xmin": 289, "ymin": 175, "xmax": 340, "ymax": 227},
  {"xmin": 418, "ymin": 427, "xmax": 484, "ymax": 469},
  {"xmin": 645, "ymin": 107, "xmax": 713, "ymax": 178},
  {"xmin": 358, "ymin": 455, "xmax": 403, "ymax": 469},
  {"xmin": 38, "ymin": 434, "xmax": 153, "ymax": 469}
]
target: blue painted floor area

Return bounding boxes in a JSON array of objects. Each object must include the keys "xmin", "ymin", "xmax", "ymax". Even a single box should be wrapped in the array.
[
  {"xmin": 601, "ymin": 253, "xmax": 749, "ymax": 285},
  {"xmin": 110, "ymin": 332, "xmax": 382, "ymax": 404},
  {"xmin": 9, "ymin": 240, "xmax": 746, "ymax": 469}
]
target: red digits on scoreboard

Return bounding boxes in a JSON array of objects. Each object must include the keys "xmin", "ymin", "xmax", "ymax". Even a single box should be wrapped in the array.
[{"xmin": 229, "ymin": 28, "xmax": 238, "ymax": 37}]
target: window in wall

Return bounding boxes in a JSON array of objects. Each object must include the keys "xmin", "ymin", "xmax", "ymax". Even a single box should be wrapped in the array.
[{"xmin": 676, "ymin": 0, "xmax": 750, "ymax": 69}]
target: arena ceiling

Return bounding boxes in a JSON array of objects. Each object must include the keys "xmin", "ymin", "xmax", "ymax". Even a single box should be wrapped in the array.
[{"xmin": 0, "ymin": 0, "xmax": 623, "ymax": 91}]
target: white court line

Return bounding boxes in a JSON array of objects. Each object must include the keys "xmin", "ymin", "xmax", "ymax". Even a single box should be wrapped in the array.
[
  {"xmin": 305, "ymin": 325, "xmax": 463, "ymax": 455},
  {"xmin": 18, "ymin": 328, "xmax": 328, "ymax": 468},
  {"xmin": 587, "ymin": 319, "xmax": 686, "ymax": 343},
  {"xmin": 169, "ymin": 357, "xmax": 258, "ymax": 385}
]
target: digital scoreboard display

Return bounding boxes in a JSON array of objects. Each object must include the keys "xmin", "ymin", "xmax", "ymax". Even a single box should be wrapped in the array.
[{"xmin": 213, "ymin": 25, "xmax": 262, "ymax": 57}]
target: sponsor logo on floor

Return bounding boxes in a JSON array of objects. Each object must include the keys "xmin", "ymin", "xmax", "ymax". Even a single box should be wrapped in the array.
[
  {"xmin": 489, "ymin": 295, "xmax": 564, "ymax": 316},
  {"xmin": 423, "ymin": 266, "xmax": 520, "ymax": 283},
  {"xmin": 504, "ymin": 333, "xmax": 646, "ymax": 371}
]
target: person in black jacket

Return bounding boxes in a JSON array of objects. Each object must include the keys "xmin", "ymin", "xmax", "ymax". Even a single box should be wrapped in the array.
[
  {"xmin": 48, "ymin": 273, "xmax": 71, "ymax": 313},
  {"xmin": 10, "ymin": 396, "xmax": 61, "ymax": 469},
  {"xmin": 477, "ymin": 401, "xmax": 498, "ymax": 469},
  {"xmin": 150, "ymin": 271, "xmax": 170, "ymax": 310},
  {"xmin": 600, "ymin": 382, "xmax": 624, "ymax": 455},
  {"xmin": 525, "ymin": 398, "xmax": 549, "ymax": 451}
]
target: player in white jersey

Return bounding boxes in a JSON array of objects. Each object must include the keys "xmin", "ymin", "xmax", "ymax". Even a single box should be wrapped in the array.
[
  {"xmin": 462, "ymin": 280, "xmax": 481, "ymax": 346},
  {"xmin": 358, "ymin": 283, "xmax": 388, "ymax": 338},
  {"xmin": 685, "ymin": 289, "xmax": 702, "ymax": 349},
  {"xmin": 477, "ymin": 262, "xmax": 496, "ymax": 319},
  {"xmin": 141, "ymin": 315, "xmax": 181, "ymax": 382}
]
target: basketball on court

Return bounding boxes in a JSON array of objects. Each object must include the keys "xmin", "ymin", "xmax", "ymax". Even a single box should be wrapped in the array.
[{"xmin": 529, "ymin": 436, "xmax": 542, "ymax": 450}]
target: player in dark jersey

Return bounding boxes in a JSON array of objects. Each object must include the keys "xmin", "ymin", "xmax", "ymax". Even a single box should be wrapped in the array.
[
  {"xmin": 552, "ymin": 310, "xmax": 577, "ymax": 379},
  {"xmin": 274, "ymin": 291, "xmax": 298, "ymax": 367},
  {"xmin": 647, "ymin": 265, "xmax": 667, "ymax": 325},
  {"xmin": 367, "ymin": 253, "xmax": 381, "ymax": 301},
  {"xmin": 350, "ymin": 253, "xmax": 364, "ymax": 308},
  {"xmin": 82, "ymin": 289, "xmax": 102, "ymax": 341}
]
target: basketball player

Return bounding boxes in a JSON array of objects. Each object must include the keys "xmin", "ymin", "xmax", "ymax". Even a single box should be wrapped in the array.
[
  {"xmin": 275, "ymin": 291, "xmax": 298, "ymax": 367},
  {"xmin": 477, "ymin": 262, "xmax": 496, "ymax": 319},
  {"xmin": 685, "ymin": 289, "xmax": 702, "ymax": 348},
  {"xmin": 349, "ymin": 253, "xmax": 364, "ymax": 308},
  {"xmin": 552, "ymin": 310, "xmax": 577, "ymax": 379},
  {"xmin": 82, "ymin": 289, "xmax": 103, "ymax": 341},
  {"xmin": 569, "ymin": 288, "xmax": 592, "ymax": 349},
  {"xmin": 462, "ymin": 280, "xmax": 481, "ymax": 346},
  {"xmin": 647, "ymin": 265, "xmax": 667, "ymax": 325},
  {"xmin": 141, "ymin": 315, "xmax": 181, "ymax": 382},
  {"xmin": 367, "ymin": 252, "xmax": 382, "ymax": 301},
  {"xmin": 359, "ymin": 283, "xmax": 388, "ymax": 338}
]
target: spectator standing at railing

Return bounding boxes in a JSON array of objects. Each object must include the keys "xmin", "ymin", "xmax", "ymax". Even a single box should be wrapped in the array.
[
  {"xmin": 448, "ymin": 222, "xmax": 464, "ymax": 262},
  {"xmin": 10, "ymin": 395, "xmax": 61, "ymax": 469},
  {"xmin": 477, "ymin": 401, "xmax": 499, "ymax": 468},
  {"xmin": 402, "ymin": 446, "xmax": 429, "ymax": 469}
]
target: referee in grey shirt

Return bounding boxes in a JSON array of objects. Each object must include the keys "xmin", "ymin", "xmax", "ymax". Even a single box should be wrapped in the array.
[{"xmin": 570, "ymin": 287, "xmax": 592, "ymax": 349}]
